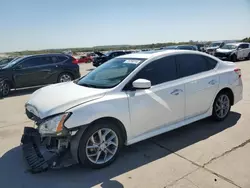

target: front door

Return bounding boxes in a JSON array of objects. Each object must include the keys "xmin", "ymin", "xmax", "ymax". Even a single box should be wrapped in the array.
[
  {"xmin": 176, "ymin": 54, "xmax": 219, "ymax": 119},
  {"xmin": 13, "ymin": 57, "xmax": 56, "ymax": 88},
  {"xmin": 127, "ymin": 56, "xmax": 185, "ymax": 138}
]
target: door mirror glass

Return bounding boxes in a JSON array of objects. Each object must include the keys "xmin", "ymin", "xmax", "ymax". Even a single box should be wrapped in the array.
[{"xmin": 132, "ymin": 79, "xmax": 151, "ymax": 89}]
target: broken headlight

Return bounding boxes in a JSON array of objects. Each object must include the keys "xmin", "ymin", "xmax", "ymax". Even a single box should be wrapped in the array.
[{"xmin": 38, "ymin": 113, "xmax": 71, "ymax": 135}]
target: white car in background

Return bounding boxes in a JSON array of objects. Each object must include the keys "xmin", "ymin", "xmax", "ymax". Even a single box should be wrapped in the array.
[
  {"xmin": 215, "ymin": 42, "xmax": 250, "ymax": 62},
  {"xmin": 21, "ymin": 50, "xmax": 243, "ymax": 173}
]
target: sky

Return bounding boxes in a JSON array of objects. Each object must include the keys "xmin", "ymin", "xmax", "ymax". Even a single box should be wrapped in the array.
[{"xmin": 0, "ymin": 0, "xmax": 250, "ymax": 52}]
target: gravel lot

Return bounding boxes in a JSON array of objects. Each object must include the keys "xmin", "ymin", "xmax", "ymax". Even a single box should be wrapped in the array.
[{"xmin": 0, "ymin": 61, "xmax": 250, "ymax": 188}]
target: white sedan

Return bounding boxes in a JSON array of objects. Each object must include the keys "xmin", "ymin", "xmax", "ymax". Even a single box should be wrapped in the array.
[{"xmin": 21, "ymin": 50, "xmax": 243, "ymax": 172}]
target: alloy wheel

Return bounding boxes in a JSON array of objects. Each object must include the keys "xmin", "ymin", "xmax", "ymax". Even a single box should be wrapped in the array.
[
  {"xmin": 215, "ymin": 94, "xmax": 230, "ymax": 119},
  {"xmin": 85, "ymin": 128, "xmax": 119, "ymax": 165},
  {"xmin": 59, "ymin": 74, "xmax": 72, "ymax": 82},
  {"xmin": 2, "ymin": 82, "xmax": 10, "ymax": 96}
]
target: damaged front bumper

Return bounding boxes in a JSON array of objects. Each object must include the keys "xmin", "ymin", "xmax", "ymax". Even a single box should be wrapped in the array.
[{"xmin": 21, "ymin": 127, "xmax": 77, "ymax": 173}]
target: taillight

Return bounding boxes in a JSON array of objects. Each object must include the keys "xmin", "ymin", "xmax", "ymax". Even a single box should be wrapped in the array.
[
  {"xmin": 72, "ymin": 57, "xmax": 78, "ymax": 64},
  {"xmin": 234, "ymin": 68, "xmax": 241, "ymax": 78}
]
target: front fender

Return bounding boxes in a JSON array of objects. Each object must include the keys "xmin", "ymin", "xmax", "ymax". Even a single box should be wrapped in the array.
[{"xmin": 64, "ymin": 93, "xmax": 132, "ymax": 140}]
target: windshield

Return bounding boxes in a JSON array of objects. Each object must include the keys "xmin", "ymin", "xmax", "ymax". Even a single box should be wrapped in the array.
[
  {"xmin": 209, "ymin": 43, "xmax": 221, "ymax": 47},
  {"xmin": 0, "ymin": 58, "xmax": 11, "ymax": 65},
  {"xmin": 77, "ymin": 58, "xmax": 145, "ymax": 88},
  {"xmin": 221, "ymin": 44, "xmax": 238, "ymax": 50},
  {"xmin": 2, "ymin": 57, "xmax": 22, "ymax": 68},
  {"xmin": 177, "ymin": 46, "xmax": 193, "ymax": 50},
  {"xmin": 104, "ymin": 51, "xmax": 114, "ymax": 56},
  {"xmin": 165, "ymin": 46, "xmax": 177, "ymax": 49}
]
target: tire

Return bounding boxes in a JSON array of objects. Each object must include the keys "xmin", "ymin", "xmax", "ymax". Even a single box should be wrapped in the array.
[
  {"xmin": 57, "ymin": 73, "xmax": 73, "ymax": 83},
  {"xmin": 231, "ymin": 54, "xmax": 237, "ymax": 62},
  {"xmin": 248, "ymin": 53, "xmax": 250, "ymax": 60},
  {"xmin": 78, "ymin": 120, "xmax": 124, "ymax": 169},
  {"xmin": 212, "ymin": 92, "xmax": 231, "ymax": 121},
  {"xmin": 1, "ymin": 81, "xmax": 10, "ymax": 97}
]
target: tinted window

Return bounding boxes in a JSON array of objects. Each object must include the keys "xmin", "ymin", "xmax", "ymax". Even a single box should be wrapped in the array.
[
  {"xmin": 241, "ymin": 44, "xmax": 249, "ymax": 49},
  {"xmin": 204, "ymin": 56, "xmax": 217, "ymax": 69},
  {"xmin": 136, "ymin": 56, "xmax": 177, "ymax": 86},
  {"xmin": 57, "ymin": 55, "xmax": 69, "ymax": 62},
  {"xmin": 20, "ymin": 57, "xmax": 44, "ymax": 68},
  {"xmin": 40, "ymin": 56, "xmax": 55, "ymax": 64},
  {"xmin": 177, "ymin": 54, "xmax": 210, "ymax": 77}
]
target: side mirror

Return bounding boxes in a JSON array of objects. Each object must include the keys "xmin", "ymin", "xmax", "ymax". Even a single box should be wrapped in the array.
[
  {"xmin": 132, "ymin": 79, "xmax": 151, "ymax": 89},
  {"xmin": 237, "ymin": 47, "xmax": 242, "ymax": 50}
]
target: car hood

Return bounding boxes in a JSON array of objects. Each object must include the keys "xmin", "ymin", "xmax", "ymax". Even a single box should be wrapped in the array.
[
  {"xmin": 26, "ymin": 82, "xmax": 108, "ymax": 119},
  {"xmin": 216, "ymin": 48, "xmax": 235, "ymax": 53}
]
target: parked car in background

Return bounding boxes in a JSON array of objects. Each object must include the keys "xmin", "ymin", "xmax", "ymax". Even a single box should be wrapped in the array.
[
  {"xmin": 0, "ymin": 57, "xmax": 20, "ymax": 66},
  {"xmin": 92, "ymin": 50, "xmax": 131, "ymax": 67},
  {"xmin": 215, "ymin": 42, "xmax": 250, "ymax": 62},
  {"xmin": 205, "ymin": 41, "xmax": 225, "ymax": 55},
  {"xmin": 0, "ymin": 53, "xmax": 80, "ymax": 97},
  {"xmin": 75, "ymin": 55, "xmax": 93, "ymax": 64},
  {"xmin": 164, "ymin": 45, "xmax": 198, "ymax": 51},
  {"xmin": 22, "ymin": 50, "xmax": 242, "ymax": 172},
  {"xmin": 196, "ymin": 44, "xmax": 206, "ymax": 52}
]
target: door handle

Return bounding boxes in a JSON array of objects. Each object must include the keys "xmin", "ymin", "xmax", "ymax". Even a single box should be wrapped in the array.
[
  {"xmin": 208, "ymin": 80, "xmax": 217, "ymax": 85},
  {"xmin": 171, "ymin": 89, "xmax": 183, "ymax": 95}
]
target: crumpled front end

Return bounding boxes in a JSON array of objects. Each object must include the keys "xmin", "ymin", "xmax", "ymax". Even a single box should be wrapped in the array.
[{"xmin": 21, "ymin": 126, "xmax": 77, "ymax": 173}]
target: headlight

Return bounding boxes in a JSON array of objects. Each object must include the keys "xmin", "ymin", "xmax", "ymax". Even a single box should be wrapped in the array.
[{"xmin": 38, "ymin": 113, "xmax": 71, "ymax": 135}]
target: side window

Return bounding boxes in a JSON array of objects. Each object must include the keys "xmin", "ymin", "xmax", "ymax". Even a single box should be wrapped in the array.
[
  {"xmin": 177, "ymin": 54, "xmax": 209, "ymax": 77},
  {"xmin": 40, "ymin": 57, "xmax": 54, "ymax": 64},
  {"xmin": 20, "ymin": 57, "xmax": 44, "ymax": 68},
  {"xmin": 136, "ymin": 56, "xmax": 177, "ymax": 86},
  {"xmin": 57, "ymin": 55, "xmax": 68, "ymax": 62},
  {"xmin": 242, "ymin": 44, "xmax": 249, "ymax": 49},
  {"xmin": 204, "ymin": 56, "xmax": 218, "ymax": 69}
]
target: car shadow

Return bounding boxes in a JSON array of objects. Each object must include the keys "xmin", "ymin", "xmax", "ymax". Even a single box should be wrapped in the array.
[
  {"xmin": 0, "ymin": 112, "xmax": 241, "ymax": 188},
  {"xmin": 86, "ymin": 68, "xmax": 95, "ymax": 71}
]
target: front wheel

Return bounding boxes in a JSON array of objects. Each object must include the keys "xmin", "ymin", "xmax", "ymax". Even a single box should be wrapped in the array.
[
  {"xmin": 1, "ymin": 81, "xmax": 10, "ymax": 97},
  {"xmin": 78, "ymin": 120, "xmax": 123, "ymax": 169},
  {"xmin": 231, "ymin": 54, "xmax": 237, "ymax": 62},
  {"xmin": 212, "ymin": 92, "xmax": 231, "ymax": 121}
]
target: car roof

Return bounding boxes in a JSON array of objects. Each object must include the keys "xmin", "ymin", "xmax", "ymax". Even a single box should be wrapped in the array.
[
  {"xmin": 24, "ymin": 53, "xmax": 69, "ymax": 58},
  {"xmin": 118, "ymin": 49, "xmax": 206, "ymax": 59},
  {"xmin": 225, "ymin": 42, "xmax": 249, "ymax": 46}
]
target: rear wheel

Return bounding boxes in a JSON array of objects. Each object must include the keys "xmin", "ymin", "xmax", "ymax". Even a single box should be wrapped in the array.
[
  {"xmin": 231, "ymin": 54, "xmax": 237, "ymax": 62},
  {"xmin": 1, "ymin": 81, "xmax": 10, "ymax": 97},
  {"xmin": 78, "ymin": 120, "xmax": 123, "ymax": 169},
  {"xmin": 248, "ymin": 53, "xmax": 250, "ymax": 60},
  {"xmin": 212, "ymin": 92, "xmax": 231, "ymax": 121},
  {"xmin": 57, "ymin": 73, "xmax": 73, "ymax": 83}
]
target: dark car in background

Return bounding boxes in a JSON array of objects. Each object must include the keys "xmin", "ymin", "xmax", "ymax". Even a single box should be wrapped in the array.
[
  {"xmin": 0, "ymin": 53, "xmax": 80, "ymax": 97},
  {"xmin": 92, "ymin": 50, "xmax": 132, "ymax": 67}
]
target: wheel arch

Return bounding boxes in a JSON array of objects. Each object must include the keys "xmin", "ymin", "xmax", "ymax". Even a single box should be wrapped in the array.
[
  {"xmin": 69, "ymin": 116, "xmax": 128, "ymax": 164},
  {"xmin": 88, "ymin": 117, "xmax": 127, "ymax": 144},
  {"xmin": 58, "ymin": 71, "xmax": 75, "ymax": 80},
  {"xmin": 215, "ymin": 87, "xmax": 234, "ymax": 105}
]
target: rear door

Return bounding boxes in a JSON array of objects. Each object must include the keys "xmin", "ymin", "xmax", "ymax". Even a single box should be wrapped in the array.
[{"xmin": 176, "ymin": 54, "xmax": 219, "ymax": 119}]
